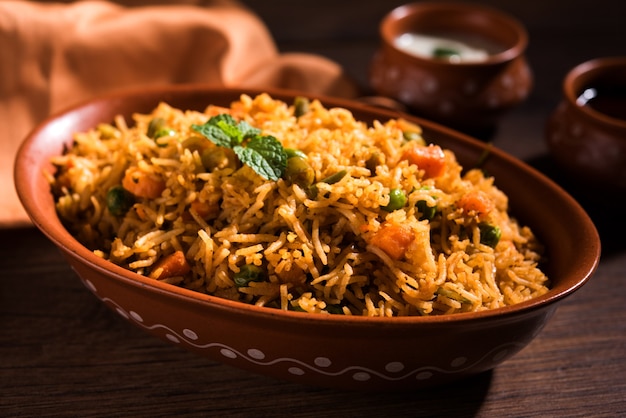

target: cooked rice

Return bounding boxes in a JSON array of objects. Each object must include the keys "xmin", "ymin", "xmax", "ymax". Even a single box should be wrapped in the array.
[{"xmin": 50, "ymin": 93, "xmax": 550, "ymax": 316}]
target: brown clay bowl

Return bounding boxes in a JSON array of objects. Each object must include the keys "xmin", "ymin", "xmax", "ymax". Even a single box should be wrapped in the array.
[
  {"xmin": 370, "ymin": 1, "xmax": 532, "ymax": 135},
  {"xmin": 15, "ymin": 85, "xmax": 599, "ymax": 390},
  {"xmin": 546, "ymin": 56, "xmax": 626, "ymax": 191}
]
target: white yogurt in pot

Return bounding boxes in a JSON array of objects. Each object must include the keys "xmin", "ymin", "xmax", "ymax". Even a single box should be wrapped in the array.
[{"xmin": 394, "ymin": 32, "xmax": 495, "ymax": 63}]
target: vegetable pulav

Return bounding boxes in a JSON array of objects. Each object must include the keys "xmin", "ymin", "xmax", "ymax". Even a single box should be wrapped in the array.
[{"xmin": 50, "ymin": 93, "xmax": 550, "ymax": 316}]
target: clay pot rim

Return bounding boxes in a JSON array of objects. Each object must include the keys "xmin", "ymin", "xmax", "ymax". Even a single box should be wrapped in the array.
[
  {"xmin": 379, "ymin": 1, "xmax": 528, "ymax": 68},
  {"xmin": 563, "ymin": 56, "xmax": 626, "ymax": 129}
]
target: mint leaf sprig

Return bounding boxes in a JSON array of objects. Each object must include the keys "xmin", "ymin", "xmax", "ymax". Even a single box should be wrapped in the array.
[{"xmin": 192, "ymin": 114, "xmax": 287, "ymax": 181}]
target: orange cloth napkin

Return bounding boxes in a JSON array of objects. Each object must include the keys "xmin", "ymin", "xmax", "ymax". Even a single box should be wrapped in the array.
[{"xmin": 1, "ymin": 0, "xmax": 360, "ymax": 228}]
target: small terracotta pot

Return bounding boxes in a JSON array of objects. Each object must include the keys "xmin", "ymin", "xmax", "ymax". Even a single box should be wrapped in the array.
[
  {"xmin": 546, "ymin": 57, "xmax": 626, "ymax": 191},
  {"xmin": 369, "ymin": 2, "xmax": 532, "ymax": 136}
]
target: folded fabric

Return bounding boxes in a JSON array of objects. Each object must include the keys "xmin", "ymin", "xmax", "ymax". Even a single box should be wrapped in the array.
[{"xmin": 0, "ymin": 0, "xmax": 360, "ymax": 227}]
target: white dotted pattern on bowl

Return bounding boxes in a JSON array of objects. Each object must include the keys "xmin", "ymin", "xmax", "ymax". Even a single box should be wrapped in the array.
[{"xmin": 82, "ymin": 277, "xmax": 526, "ymax": 383}]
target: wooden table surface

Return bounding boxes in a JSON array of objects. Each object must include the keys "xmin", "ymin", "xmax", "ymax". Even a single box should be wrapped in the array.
[{"xmin": 2, "ymin": 1, "xmax": 625, "ymax": 416}]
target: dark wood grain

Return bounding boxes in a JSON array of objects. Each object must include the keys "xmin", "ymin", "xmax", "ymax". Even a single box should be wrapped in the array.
[{"xmin": 2, "ymin": 1, "xmax": 626, "ymax": 416}]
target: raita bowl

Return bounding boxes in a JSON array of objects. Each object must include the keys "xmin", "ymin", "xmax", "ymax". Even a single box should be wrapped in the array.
[
  {"xmin": 14, "ymin": 85, "xmax": 600, "ymax": 391},
  {"xmin": 369, "ymin": 1, "xmax": 532, "ymax": 137}
]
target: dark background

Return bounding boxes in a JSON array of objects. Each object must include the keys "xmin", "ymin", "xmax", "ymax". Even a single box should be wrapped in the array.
[{"xmin": 239, "ymin": 0, "xmax": 626, "ymax": 160}]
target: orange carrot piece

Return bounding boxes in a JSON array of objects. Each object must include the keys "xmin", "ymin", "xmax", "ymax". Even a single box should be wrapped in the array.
[
  {"xmin": 457, "ymin": 190, "xmax": 494, "ymax": 219},
  {"xmin": 370, "ymin": 223, "xmax": 415, "ymax": 260},
  {"xmin": 189, "ymin": 200, "xmax": 219, "ymax": 219},
  {"xmin": 276, "ymin": 265, "xmax": 306, "ymax": 286},
  {"xmin": 122, "ymin": 167, "xmax": 166, "ymax": 199},
  {"xmin": 401, "ymin": 143, "xmax": 446, "ymax": 178},
  {"xmin": 149, "ymin": 251, "xmax": 191, "ymax": 280}
]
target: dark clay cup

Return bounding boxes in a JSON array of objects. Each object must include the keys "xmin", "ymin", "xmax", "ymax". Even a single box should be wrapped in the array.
[
  {"xmin": 369, "ymin": 2, "xmax": 532, "ymax": 137},
  {"xmin": 546, "ymin": 57, "xmax": 626, "ymax": 191}
]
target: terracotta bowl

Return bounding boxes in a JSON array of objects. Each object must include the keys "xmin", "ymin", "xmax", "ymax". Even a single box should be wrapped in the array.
[
  {"xmin": 15, "ymin": 86, "xmax": 599, "ymax": 391},
  {"xmin": 546, "ymin": 56, "xmax": 626, "ymax": 191},
  {"xmin": 369, "ymin": 2, "xmax": 532, "ymax": 136}
]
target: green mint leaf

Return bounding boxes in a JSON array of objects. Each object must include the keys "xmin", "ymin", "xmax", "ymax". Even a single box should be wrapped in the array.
[
  {"xmin": 191, "ymin": 114, "xmax": 261, "ymax": 147},
  {"xmin": 191, "ymin": 122, "xmax": 232, "ymax": 147},
  {"xmin": 192, "ymin": 113, "xmax": 284, "ymax": 181},
  {"xmin": 237, "ymin": 120, "xmax": 261, "ymax": 140},
  {"xmin": 233, "ymin": 135, "xmax": 287, "ymax": 181}
]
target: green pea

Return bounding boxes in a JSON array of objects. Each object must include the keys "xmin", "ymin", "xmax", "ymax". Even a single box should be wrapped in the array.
[
  {"xmin": 479, "ymin": 223, "xmax": 501, "ymax": 248},
  {"xmin": 147, "ymin": 117, "xmax": 166, "ymax": 139},
  {"xmin": 417, "ymin": 200, "xmax": 437, "ymax": 221},
  {"xmin": 201, "ymin": 147, "xmax": 237, "ymax": 172},
  {"xmin": 146, "ymin": 117, "xmax": 175, "ymax": 146},
  {"xmin": 153, "ymin": 128, "xmax": 176, "ymax": 140},
  {"xmin": 293, "ymin": 96, "xmax": 310, "ymax": 117},
  {"xmin": 106, "ymin": 185, "xmax": 135, "ymax": 217},
  {"xmin": 233, "ymin": 264, "xmax": 265, "ymax": 287},
  {"xmin": 284, "ymin": 155, "xmax": 315, "ymax": 188},
  {"xmin": 403, "ymin": 131, "xmax": 422, "ymax": 142},
  {"xmin": 383, "ymin": 188, "xmax": 407, "ymax": 211},
  {"xmin": 284, "ymin": 148, "xmax": 307, "ymax": 159}
]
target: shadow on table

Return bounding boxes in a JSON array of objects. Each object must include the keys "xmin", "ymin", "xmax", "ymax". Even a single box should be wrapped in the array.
[
  {"xmin": 526, "ymin": 154, "xmax": 626, "ymax": 258},
  {"xmin": 299, "ymin": 370, "xmax": 493, "ymax": 416}
]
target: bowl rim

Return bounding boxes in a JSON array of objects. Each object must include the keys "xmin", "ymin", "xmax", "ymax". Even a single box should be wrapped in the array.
[
  {"xmin": 380, "ymin": 1, "xmax": 529, "ymax": 67},
  {"xmin": 14, "ymin": 84, "xmax": 601, "ymax": 327},
  {"xmin": 563, "ymin": 56, "xmax": 626, "ymax": 129}
]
